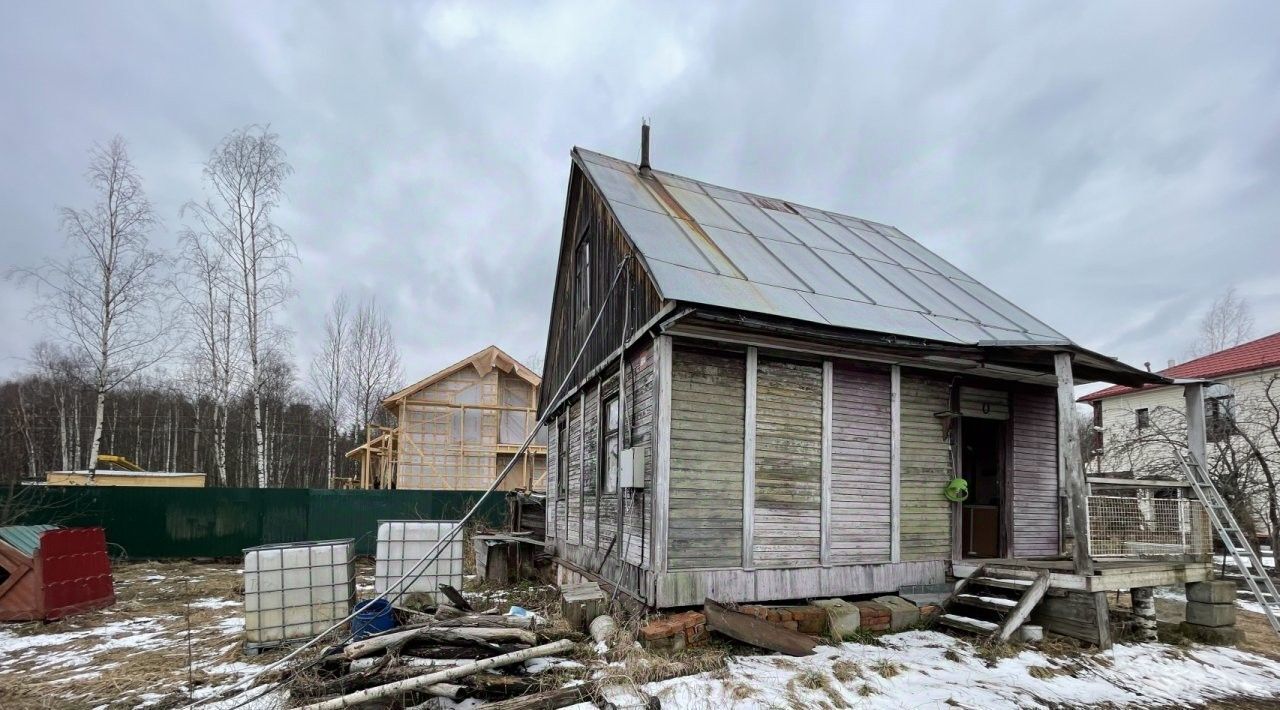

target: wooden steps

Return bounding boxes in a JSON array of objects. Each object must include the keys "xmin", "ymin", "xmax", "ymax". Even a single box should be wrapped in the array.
[{"xmin": 937, "ymin": 565, "xmax": 1050, "ymax": 642}]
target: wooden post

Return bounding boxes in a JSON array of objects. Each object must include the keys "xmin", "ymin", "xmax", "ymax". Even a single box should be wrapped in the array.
[
  {"xmin": 820, "ymin": 359, "xmax": 833, "ymax": 566},
  {"xmin": 652, "ymin": 335, "xmax": 672, "ymax": 575},
  {"xmin": 743, "ymin": 347, "xmax": 757, "ymax": 569},
  {"xmin": 1184, "ymin": 382, "xmax": 1207, "ymax": 469},
  {"xmin": 1055, "ymin": 352, "xmax": 1094, "ymax": 576},
  {"xmin": 890, "ymin": 365, "xmax": 902, "ymax": 563}
]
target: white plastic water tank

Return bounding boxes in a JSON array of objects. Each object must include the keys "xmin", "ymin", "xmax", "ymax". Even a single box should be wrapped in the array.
[
  {"xmin": 375, "ymin": 520, "xmax": 463, "ymax": 605},
  {"xmin": 243, "ymin": 539, "xmax": 355, "ymax": 650}
]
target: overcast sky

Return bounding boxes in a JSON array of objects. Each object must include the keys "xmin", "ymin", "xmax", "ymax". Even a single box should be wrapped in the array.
[{"xmin": 3, "ymin": 1, "xmax": 1279, "ymax": 391}]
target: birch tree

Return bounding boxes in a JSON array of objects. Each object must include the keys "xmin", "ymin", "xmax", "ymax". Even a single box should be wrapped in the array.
[
  {"xmin": 184, "ymin": 126, "xmax": 294, "ymax": 488},
  {"xmin": 347, "ymin": 297, "xmax": 402, "ymax": 437},
  {"xmin": 309, "ymin": 294, "xmax": 351, "ymax": 488},
  {"xmin": 175, "ymin": 226, "xmax": 239, "ymax": 485},
  {"xmin": 9, "ymin": 137, "xmax": 168, "ymax": 479},
  {"xmin": 1188, "ymin": 287, "xmax": 1254, "ymax": 358}
]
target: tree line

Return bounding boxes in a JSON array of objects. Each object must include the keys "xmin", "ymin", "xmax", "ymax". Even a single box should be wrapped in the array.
[{"xmin": 2, "ymin": 127, "xmax": 402, "ymax": 488}]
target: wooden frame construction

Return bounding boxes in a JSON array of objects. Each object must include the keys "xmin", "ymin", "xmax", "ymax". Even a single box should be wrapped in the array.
[{"xmin": 345, "ymin": 345, "xmax": 547, "ymax": 491}]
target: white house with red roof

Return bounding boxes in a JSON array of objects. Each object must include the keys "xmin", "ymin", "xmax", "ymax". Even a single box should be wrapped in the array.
[{"xmin": 1080, "ymin": 331, "xmax": 1280, "ymax": 483}]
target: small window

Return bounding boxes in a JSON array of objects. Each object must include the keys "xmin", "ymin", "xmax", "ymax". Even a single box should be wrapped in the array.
[
  {"xmin": 600, "ymin": 395, "xmax": 619, "ymax": 494},
  {"xmin": 557, "ymin": 417, "xmax": 568, "ymax": 497},
  {"xmin": 1135, "ymin": 408, "xmax": 1150, "ymax": 430}
]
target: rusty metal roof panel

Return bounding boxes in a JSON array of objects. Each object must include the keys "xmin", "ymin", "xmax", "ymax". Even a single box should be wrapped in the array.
[
  {"xmin": 0, "ymin": 525, "xmax": 57, "ymax": 557},
  {"xmin": 574, "ymin": 147, "xmax": 1068, "ymax": 345}
]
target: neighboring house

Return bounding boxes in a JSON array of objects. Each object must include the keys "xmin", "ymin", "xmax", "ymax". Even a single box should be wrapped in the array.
[
  {"xmin": 1080, "ymin": 331, "xmax": 1280, "ymax": 486},
  {"xmin": 346, "ymin": 345, "xmax": 547, "ymax": 491},
  {"xmin": 537, "ymin": 140, "xmax": 1167, "ymax": 609}
]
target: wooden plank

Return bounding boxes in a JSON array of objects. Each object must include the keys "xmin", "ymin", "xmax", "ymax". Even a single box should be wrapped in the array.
[
  {"xmin": 703, "ymin": 599, "xmax": 816, "ymax": 656},
  {"xmin": 1091, "ymin": 591, "xmax": 1112, "ymax": 650},
  {"xmin": 652, "ymin": 335, "xmax": 672, "ymax": 574},
  {"xmin": 1184, "ymin": 382, "xmax": 1207, "ymax": 469},
  {"xmin": 1054, "ymin": 353, "xmax": 1093, "ymax": 576},
  {"xmin": 1011, "ymin": 386, "xmax": 1060, "ymax": 558},
  {"xmin": 743, "ymin": 347, "xmax": 757, "ymax": 569},
  {"xmin": 995, "ymin": 571, "xmax": 1050, "ymax": 642},
  {"xmin": 820, "ymin": 359, "xmax": 832, "ymax": 566},
  {"xmin": 753, "ymin": 356, "xmax": 823, "ymax": 567},
  {"xmin": 891, "ymin": 364, "xmax": 901, "ymax": 562}
]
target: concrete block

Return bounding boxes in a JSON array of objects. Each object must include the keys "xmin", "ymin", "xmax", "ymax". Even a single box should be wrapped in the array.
[
  {"xmin": 873, "ymin": 596, "xmax": 922, "ymax": 631},
  {"xmin": 1179, "ymin": 621, "xmax": 1244, "ymax": 645},
  {"xmin": 1186, "ymin": 581, "xmax": 1237, "ymax": 605},
  {"xmin": 1186, "ymin": 601, "xmax": 1236, "ymax": 628},
  {"xmin": 810, "ymin": 598, "xmax": 861, "ymax": 639}
]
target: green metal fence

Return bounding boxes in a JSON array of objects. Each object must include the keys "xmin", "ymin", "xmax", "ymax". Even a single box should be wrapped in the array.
[{"xmin": 8, "ymin": 487, "xmax": 507, "ymax": 558}]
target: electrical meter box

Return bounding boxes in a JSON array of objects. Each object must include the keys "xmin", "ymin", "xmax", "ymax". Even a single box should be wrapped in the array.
[{"xmin": 618, "ymin": 447, "xmax": 646, "ymax": 489}]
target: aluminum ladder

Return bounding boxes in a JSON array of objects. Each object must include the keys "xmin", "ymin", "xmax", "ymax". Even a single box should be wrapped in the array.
[{"xmin": 1178, "ymin": 451, "xmax": 1280, "ymax": 634}]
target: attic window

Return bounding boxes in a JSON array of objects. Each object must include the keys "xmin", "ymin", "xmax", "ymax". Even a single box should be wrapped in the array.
[
  {"xmin": 1135, "ymin": 408, "xmax": 1150, "ymax": 430},
  {"xmin": 749, "ymin": 195, "xmax": 799, "ymax": 215}
]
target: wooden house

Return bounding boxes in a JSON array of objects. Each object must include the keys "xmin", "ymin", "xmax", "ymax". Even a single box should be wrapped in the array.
[
  {"xmin": 346, "ymin": 345, "xmax": 546, "ymax": 491},
  {"xmin": 538, "ymin": 133, "xmax": 1216, "ymax": 632}
]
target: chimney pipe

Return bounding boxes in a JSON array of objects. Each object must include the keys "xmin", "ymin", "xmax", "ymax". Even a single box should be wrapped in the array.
[
  {"xmin": 639, "ymin": 120, "xmax": 651, "ymax": 173},
  {"xmin": 1144, "ymin": 361, "xmax": 1151, "ymax": 372}
]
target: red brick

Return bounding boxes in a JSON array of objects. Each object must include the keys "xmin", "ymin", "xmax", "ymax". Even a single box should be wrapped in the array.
[
  {"xmin": 853, "ymin": 601, "xmax": 892, "ymax": 630},
  {"xmin": 776, "ymin": 609, "xmax": 793, "ymax": 622},
  {"xmin": 782, "ymin": 620, "xmax": 799, "ymax": 630}
]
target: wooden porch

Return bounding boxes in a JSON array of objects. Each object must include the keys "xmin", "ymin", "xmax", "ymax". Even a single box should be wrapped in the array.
[{"xmin": 953, "ymin": 557, "xmax": 1212, "ymax": 593}]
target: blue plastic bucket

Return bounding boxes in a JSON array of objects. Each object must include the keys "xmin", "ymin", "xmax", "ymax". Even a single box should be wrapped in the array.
[{"xmin": 352, "ymin": 598, "xmax": 396, "ymax": 640}]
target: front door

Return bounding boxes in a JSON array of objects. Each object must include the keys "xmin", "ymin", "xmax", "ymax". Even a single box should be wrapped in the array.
[{"xmin": 961, "ymin": 417, "xmax": 1005, "ymax": 558}]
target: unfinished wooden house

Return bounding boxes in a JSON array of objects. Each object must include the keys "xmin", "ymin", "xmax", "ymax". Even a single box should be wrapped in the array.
[
  {"xmin": 539, "ymin": 135, "xmax": 1222, "ymax": 645},
  {"xmin": 346, "ymin": 346, "xmax": 546, "ymax": 491}
]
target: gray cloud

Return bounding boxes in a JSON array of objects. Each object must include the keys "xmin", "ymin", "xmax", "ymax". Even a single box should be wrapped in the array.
[{"xmin": 3, "ymin": 0, "xmax": 1278, "ymax": 387}]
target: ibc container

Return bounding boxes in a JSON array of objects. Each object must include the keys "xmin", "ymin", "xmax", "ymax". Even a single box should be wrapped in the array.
[
  {"xmin": 243, "ymin": 539, "xmax": 354, "ymax": 651},
  {"xmin": 375, "ymin": 521, "xmax": 463, "ymax": 605}
]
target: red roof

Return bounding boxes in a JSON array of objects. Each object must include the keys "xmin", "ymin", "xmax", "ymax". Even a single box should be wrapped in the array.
[{"xmin": 1080, "ymin": 331, "xmax": 1280, "ymax": 402}]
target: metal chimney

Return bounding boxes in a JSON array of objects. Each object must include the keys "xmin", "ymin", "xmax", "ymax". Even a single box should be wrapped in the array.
[{"xmin": 640, "ymin": 120, "xmax": 651, "ymax": 173}]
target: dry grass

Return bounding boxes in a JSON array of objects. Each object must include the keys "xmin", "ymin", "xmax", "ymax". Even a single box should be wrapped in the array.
[
  {"xmin": 831, "ymin": 659, "xmax": 861, "ymax": 683},
  {"xmin": 871, "ymin": 658, "xmax": 902, "ymax": 678},
  {"xmin": 0, "ymin": 561, "xmax": 320, "ymax": 709}
]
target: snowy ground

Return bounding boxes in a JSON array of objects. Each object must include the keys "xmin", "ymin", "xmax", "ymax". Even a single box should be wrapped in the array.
[
  {"xmin": 0, "ymin": 561, "xmax": 338, "ymax": 709},
  {"xmin": 637, "ymin": 630, "xmax": 1280, "ymax": 709}
]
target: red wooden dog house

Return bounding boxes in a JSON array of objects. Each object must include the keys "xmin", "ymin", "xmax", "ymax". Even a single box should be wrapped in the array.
[{"xmin": 0, "ymin": 525, "xmax": 115, "ymax": 621}]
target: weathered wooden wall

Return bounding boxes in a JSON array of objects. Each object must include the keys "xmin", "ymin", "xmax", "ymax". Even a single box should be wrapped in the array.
[
  {"xmin": 829, "ymin": 361, "xmax": 893, "ymax": 563},
  {"xmin": 668, "ymin": 347, "xmax": 745, "ymax": 570},
  {"xmin": 539, "ymin": 164, "xmax": 664, "ymax": 418},
  {"xmin": 1011, "ymin": 386, "xmax": 1060, "ymax": 557},
  {"xmin": 753, "ymin": 357, "xmax": 823, "ymax": 567},
  {"xmin": 899, "ymin": 370, "xmax": 954, "ymax": 560}
]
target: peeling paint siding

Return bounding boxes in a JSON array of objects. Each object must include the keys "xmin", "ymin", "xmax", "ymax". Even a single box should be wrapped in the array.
[
  {"xmin": 1012, "ymin": 386, "xmax": 1060, "ymax": 557},
  {"xmin": 899, "ymin": 371, "xmax": 953, "ymax": 560},
  {"xmin": 668, "ymin": 348, "xmax": 745, "ymax": 570},
  {"xmin": 829, "ymin": 361, "xmax": 893, "ymax": 563},
  {"xmin": 753, "ymin": 357, "xmax": 823, "ymax": 567}
]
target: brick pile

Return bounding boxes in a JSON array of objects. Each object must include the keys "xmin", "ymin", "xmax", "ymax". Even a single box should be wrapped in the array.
[
  {"xmin": 639, "ymin": 610, "xmax": 708, "ymax": 651},
  {"xmin": 852, "ymin": 601, "xmax": 892, "ymax": 631}
]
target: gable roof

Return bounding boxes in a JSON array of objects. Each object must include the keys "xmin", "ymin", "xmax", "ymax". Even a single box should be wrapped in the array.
[
  {"xmin": 382, "ymin": 345, "xmax": 541, "ymax": 408},
  {"xmin": 573, "ymin": 147, "xmax": 1068, "ymax": 348},
  {"xmin": 1080, "ymin": 331, "xmax": 1280, "ymax": 402}
]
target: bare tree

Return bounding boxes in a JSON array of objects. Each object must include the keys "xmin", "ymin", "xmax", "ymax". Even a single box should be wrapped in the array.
[
  {"xmin": 346, "ymin": 297, "xmax": 402, "ymax": 439},
  {"xmin": 309, "ymin": 294, "xmax": 351, "ymax": 489},
  {"xmin": 184, "ymin": 126, "xmax": 295, "ymax": 488},
  {"xmin": 8, "ymin": 137, "xmax": 169, "ymax": 479},
  {"xmin": 175, "ymin": 226, "xmax": 241, "ymax": 485},
  {"xmin": 1188, "ymin": 287, "xmax": 1254, "ymax": 358}
]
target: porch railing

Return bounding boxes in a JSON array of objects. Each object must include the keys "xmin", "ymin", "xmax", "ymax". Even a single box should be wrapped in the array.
[{"xmin": 1086, "ymin": 495, "xmax": 1212, "ymax": 559}]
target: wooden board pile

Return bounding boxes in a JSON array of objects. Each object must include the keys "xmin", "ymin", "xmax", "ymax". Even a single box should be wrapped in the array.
[{"xmin": 288, "ymin": 586, "xmax": 590, "ymax": 710}]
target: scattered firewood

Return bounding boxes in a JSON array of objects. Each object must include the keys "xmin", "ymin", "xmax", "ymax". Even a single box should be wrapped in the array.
[
  {"xmin": 461, "ymin": 672, "xmax": 542, "ymax": 699},
  {"xmin": 401, "ymin": 644, "xmax": 530, "ymax": 660},
  {"xmin": 434, "ymin": 614, "xmax": 537, "ymax": 630},
  {"xmin": 474, "ymin": 683, "xmax": 594, "ymax": 710},
  {"xmin": 436, "ymin": 604, "xmax": 468, "ymax": 620},
  {"xmin": 295, "ymin": 639, "xmax": 577, "ymax": 710},
  {"xmin": 344, "ymin": 627, "xmax": 539, "ymax": 659},
  {"xmin": 438, "ymin": 584, "xmax": 473, "ymax": 611},
  {"xmin": 296, "ymin": 665, "xmax": 467, "ymax": 701},
  {"xmin": 703, "ymin": 598, "xmax": 816, "ymax": 656}
]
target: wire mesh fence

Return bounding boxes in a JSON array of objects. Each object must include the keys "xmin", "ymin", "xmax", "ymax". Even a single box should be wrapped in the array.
[{"xmin": 1087, "ymin": 495, "xmax": 1212, "ymax": 559}]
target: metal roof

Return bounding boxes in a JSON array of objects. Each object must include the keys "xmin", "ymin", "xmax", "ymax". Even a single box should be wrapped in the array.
[
  {"xmin": 0, "ymin": 524, "xmax": 58, "ymax": 557},
  {"xmin": 575, "ymin": 148, "xmax": 1069, "ymax": 347}
]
